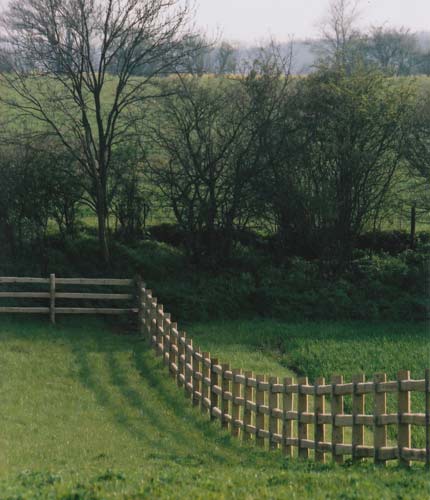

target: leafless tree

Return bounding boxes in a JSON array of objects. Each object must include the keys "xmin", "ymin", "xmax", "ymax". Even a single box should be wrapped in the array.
[
  {"xmin": 366, "ymin": 26, "xmax": 419, "ymax": 75},
  {"xmin": 316, "ymin": 0, "xmax": 363, "ymax": 70},
  {"xmin": 0, "ymin": 0, "xmax": 195, "ymax": 263}
]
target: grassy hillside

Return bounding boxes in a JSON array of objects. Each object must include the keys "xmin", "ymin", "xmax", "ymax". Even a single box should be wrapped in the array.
[{"xmin": 0, "ymin": 316, "xmax": 428, "ymax": 499}]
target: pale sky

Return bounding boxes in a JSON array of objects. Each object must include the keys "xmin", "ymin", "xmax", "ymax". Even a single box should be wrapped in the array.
[
  {"xmin": 0, "ymin": 0, "xmax": 428, "ymax": 42},
  {"xmin": 194, "ymin": 0, "xmax": 430, "ymax": 43}
]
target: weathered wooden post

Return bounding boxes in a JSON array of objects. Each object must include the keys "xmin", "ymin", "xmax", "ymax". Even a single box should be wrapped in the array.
[
  {"xmin": 374, "ymin": 372, "xmax": 387, "ymax": 466},
  {"xmin": 314, "ymin": 376, "xmax": 326, "ymax": 463},
  {"xmin": 283, "ymin": 376, "xmax": 294, "ymax": 458},
  {"xmin": 398, "ymin": 370, "xmax": 411, "ymax": 467},
  {"xmin": 49, "ymin": 273, "xmax": 56, "ymax": 325},
  {"xmin": 243, "ymin": 370, "xmax": 253, "ymax": 442},
  {"xmin": 352, "ymin": 374, "xmax": 365, "ymax": 463},
  {"xmin": 256, "ymin": 374, "xmax": 265, "ymax": 448},
  {"xmin": 298, "ymin": 376, "xmax": 309, "ymax": 459},
  {"xmin": 331, "ymin": 375, "xmax": 344, "ymax": 464}
]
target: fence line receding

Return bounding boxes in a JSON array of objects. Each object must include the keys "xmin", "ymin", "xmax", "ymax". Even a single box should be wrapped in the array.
[
  {"xmin": 138, "ymin": 282, "xmax": 430, "ymax": 468},
  {"xmin": 0, "ymin": 275, "xmax": 428, "ymax": 468}
]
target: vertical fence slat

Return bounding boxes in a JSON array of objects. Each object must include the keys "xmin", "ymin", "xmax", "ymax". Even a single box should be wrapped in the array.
[
  {"xmin": 269, "ymin": 376, "xmax": 279, "ymax": 450},
  {"xmin": 156, "ymin": 304, "xmax": 164, "ymax": 356},
  {"xmin": 221, "ymin": 364, "xmax": 230, "ymax": 430},
  {"xmin": 298, "ymin": 376, "xmax": 309, "ymax": 459},
  {"xmin": 256, "ymin": 374, "xmax": 265, "ymax": 448},
  {"xmin": 163, "ymin": 313, "xmax": 171, "ymax": 367},
  {"xmin": 283, "ymin": 376, "xmax": 293, "ymax": 458},
  {"xmin": 169, "ymin": 322, "xmax": 178, "ymax": 379},
  {"xmin": 137, "ymin": 281, "xmax": 145, "ymax": 335},
  {"xmin": 352, "ymin": 373, "xmax": 365, "ymax": 463},
  {"xmin": 177, "ymin": 333, "xmax": 186, "ymax": 388},
  {"xmin": 331, "ymin": 375, "xmax": 344, "ymax": 464},
  {"xmin": 243, "ymin": 370, "xmax": 253, "ymax": 442},
  {"xmin": 210, "ymin": 358, "xmax": 219, "ymax": 421},
  {"xmin": 398, "ymin": 369, "xmax": 411, "ymax": 467},
  {"xmin": 192, "ymin": 349, "xmax": 201, "ymax": 407},
  {"xmin": 185, "ymin": 338, "xmax": 193, "ymax": 401},
  {"xmin": 49, "ymin": 273, "xmax": 56, "ymax": 325},
  {"xmin": 232, "ymin": 368, "xmax": 241, "ymax": 438},
  {"xmin": 374, "ymin": 372, "xmax": 387, "ymax": 466},
  {"xmin": 144, "ymin": 291, "xmax": 152, "ymax": 339},
  {"xmin": 314, "ymin": 376, "xmax": 325, "ymax": 463},
  {"xmin": 150, "ymin": 297, "xmax": 157, "ymax": 347},
  {"xmin": 201, "ymin": 352, "xmax": 210, "ymax": 416}
]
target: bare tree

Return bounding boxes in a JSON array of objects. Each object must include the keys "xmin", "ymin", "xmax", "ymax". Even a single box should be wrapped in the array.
[
  {"xmin": 316, "ymin": 0, "xmax": 363, "ymax": 70},
  {"xmin": 0, "ymin": 0, "xmax": 194, "ymax": 263},
  {"xmin": 366, "ymin": 26, "xmax": 419, "ymax": 75},
  {"xmin": 145, "ymin": 75, "xmax": 260, "ymax": 264}
]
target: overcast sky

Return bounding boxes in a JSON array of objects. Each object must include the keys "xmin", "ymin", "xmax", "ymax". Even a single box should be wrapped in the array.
[
  {"xmin": 0, "ymin": 0, "xmax": 428, "ymax": 43},
  {"xmin": 194, "ymin": 0, "xmax": 430, "ymax": 43}
]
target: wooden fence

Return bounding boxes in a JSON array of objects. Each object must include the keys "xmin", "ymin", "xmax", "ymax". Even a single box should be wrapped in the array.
[
  {"xmin": 138, "ymin": 283, "xmax": 430, "ymax": 468},
  {"xmin": 0, "ymin": 275, "xmax": 137, "ymax": 323}
]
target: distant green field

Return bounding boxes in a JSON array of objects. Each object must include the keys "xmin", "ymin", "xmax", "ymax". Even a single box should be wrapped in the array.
[{"xmin": 0, "ymin": 316, "xmax": 428, "ymax": 499}]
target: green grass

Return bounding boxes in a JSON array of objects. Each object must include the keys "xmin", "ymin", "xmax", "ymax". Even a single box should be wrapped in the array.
[
  {"xmin": 186, "ymin": 320, "xmax": 429, "ymax": 380},
  {"xmin": 0, "ymin": 316, "xmax": 429, "ymax": 499},
  {"xmin": 187, "ymin": 320, "xmax": 429, "ymax": 448}
]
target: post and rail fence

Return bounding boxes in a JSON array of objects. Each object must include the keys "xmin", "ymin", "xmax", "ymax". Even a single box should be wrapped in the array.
[
  {"xmin": 138, "ymin": 282, "xmax": 430, "ymax": 468},
  {"xmin": 0, "ymin": 275, "xmax": 137, "ymax": 323},
  {"xmin": 0, "ymin": 275, "xmax": 428, "ymax": 467}
]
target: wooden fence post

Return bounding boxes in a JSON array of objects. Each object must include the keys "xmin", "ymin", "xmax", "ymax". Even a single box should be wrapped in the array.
[
  {"xmin": 192, "ymin": 349, "xmax": 201, "ymax": 407},
  {"xmin": 150, "ymin": 297, "xmax": 157, "ymax": 347},
  {"xmin": 314, "ymin": 376, "xmax": 325, "ymax": 463},
  {"xmin": 256, "ymin": 374, "xmax": 265, "ymax": 448},
  {"xmin": 185, "ymin": 338, "xmax": 193, "ymax": 400},
  {"xmin": 201, "ymin": 352, "xmax": 210, "ymax": 416},
  {"xmin": 298, "ymin": 376, "xmax": 309, "ymax": 459},
  {"xmin": 283, "ymin": 376, "xmax": 293, "ymax": 458},
  {"xmin": 352, "ymin": 374, "xmax": 365, "ymax": 463},
  {"xmin": 331, "ymin": 375, "xmax": 344, "ymax": 464},
  {"xmin": 269, "ymin": 376, "xmax": 279, "ymax": 450},
  {"xmin": 169, "ymin": 322, "xmax": 178, "ymax": 378},
  {"xmin": 49, "ymin": 273, "xmax": 56, "ymax": 325},
  {"xmin": 231, "ymin": 368, "xmax": 241, "ymax": 438},
  {"xmin": 243, "ymin": 370, "xmax": 253, "ymax": 442},
  {"xmin": 163, "ymin": 313, "xmax": 171, "ymax": 367},
  {"xmin": 210, "ymin": 357, "xmax": 219, "ymax": 421},
  {"xmin": 374, "ymin": 372, "xmax": 387, "ymax": 466},
  {"xmin": 221, "ymin": 364, "xmax": 230, "ymax": 430},
  {"xmin": 144, "ymin": 290, "xmax": 152, "ymax": 339},
  {"xmin": 156, "ymin": 304, "xmax": 164, "ymax": 356},
  {"xmin": 177, "ymin": 333, "xmax": 186, "ymax": 388},
  {"xmin": 398, "ymin": 370, "xmax": 411, "ymax": 467}
]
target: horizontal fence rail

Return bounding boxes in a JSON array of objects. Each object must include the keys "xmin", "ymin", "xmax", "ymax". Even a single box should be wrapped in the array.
[
  {"xmin": 138, "ymin": 283, "xmax": 430, "ymax": 468},
  {"xmin": 0, "ymin": 275, "xmax": 137, "ymax": 323}
]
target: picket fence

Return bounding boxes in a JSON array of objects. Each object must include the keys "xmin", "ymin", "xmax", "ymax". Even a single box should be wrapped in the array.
[{"xmin": 138, "ymin": 281, "xmax": 430, "ymax": 468}]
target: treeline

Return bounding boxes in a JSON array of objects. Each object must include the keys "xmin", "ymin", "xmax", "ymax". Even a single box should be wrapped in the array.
[
  {"xmin": 0, "ymin": 0, "xmax": 428, "ymax": 269},
  {"xmin": 159, "ymin": 27, "xmax": 430, "ymax": 78},
  {"xmin": 0, "ymin": 56, "xmax": 428, "ymax": 266}
]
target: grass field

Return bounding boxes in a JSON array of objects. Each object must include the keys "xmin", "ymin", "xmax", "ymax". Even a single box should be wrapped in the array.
[{"xmin": 0, "ymin": 316, "xmax": 429, "ymax": 499}]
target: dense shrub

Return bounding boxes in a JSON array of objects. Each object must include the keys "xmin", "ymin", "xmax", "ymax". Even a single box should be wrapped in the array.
[{"xmin": 2, "ymin": 233, "xmax": 427, "ymax": 322}]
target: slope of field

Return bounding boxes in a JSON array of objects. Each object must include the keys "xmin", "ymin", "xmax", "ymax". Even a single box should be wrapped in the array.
[{"xmin": 0, "ymin": 316, "xmax": 428, "ymax": 499}]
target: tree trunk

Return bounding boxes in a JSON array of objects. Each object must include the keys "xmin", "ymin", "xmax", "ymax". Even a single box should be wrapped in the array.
[
  {"xmin": 95, "ymin": 179, "xmax": 110, "ymax": 264},
  {"xmin": 410, "ymin": 202, "xmax": 416, "ymax": 250},
  {"xmin": 97, "ymin": 209, "xmax": 110, "ymax": 264}
]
